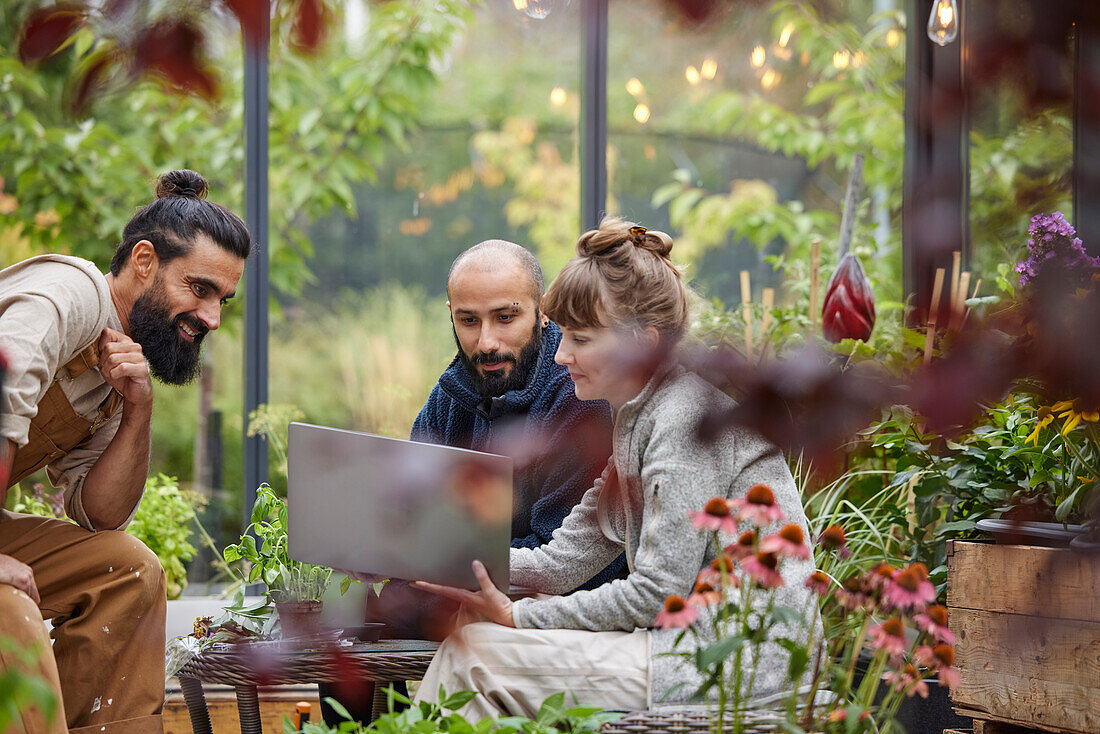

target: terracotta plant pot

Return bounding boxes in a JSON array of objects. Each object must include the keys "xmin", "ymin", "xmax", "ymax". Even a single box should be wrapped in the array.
[{"xmin": 275, "ymin": 600, "xmax": 323, "ymax": 639}]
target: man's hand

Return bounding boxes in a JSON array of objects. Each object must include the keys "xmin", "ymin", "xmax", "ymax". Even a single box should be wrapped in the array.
[
  {"xmin": 0, "ymin": 553, "xmax": 40, "ymax": 605},
  {"xmin": 97, "ymin": 328, "xmax": 153, "ymax": 413},
  {"xmin": 412, "ymin": 560, "xmax": 515, "ymax": 627}
]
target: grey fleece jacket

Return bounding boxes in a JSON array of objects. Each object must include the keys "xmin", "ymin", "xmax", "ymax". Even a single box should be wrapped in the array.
[{"xmin": 510, "ymin": 363, "xmax": 818, "ymax": 706}]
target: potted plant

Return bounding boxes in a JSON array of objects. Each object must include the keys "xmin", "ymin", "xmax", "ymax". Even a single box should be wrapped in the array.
[{"xmin": 222, "ymin": 483, "xmax": 341, "ymax": 639}]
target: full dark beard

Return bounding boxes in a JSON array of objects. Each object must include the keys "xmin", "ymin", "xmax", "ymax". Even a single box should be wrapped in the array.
[
  {"xmin": 128, "ymin": 282, "xmax": 207, "ymax": 385},
  {"xmin": 455, "ymin": 318, "xmax": 543, "ymax": 399}
]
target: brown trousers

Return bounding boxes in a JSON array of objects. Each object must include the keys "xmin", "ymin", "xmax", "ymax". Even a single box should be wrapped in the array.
[{"xmin": 0, "ymin": 511, "xmax": 166, "ymax": 734}]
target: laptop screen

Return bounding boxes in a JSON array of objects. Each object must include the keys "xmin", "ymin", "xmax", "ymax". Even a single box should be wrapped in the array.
[{"xmin": 287, "ymin": 422, "xmax": 513, "ymax": 590}]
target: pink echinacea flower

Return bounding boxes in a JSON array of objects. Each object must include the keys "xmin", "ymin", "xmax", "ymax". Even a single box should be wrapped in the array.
[
  {"xmin": 760, "ymin": 523, "xmax": 811, "ymax": 560},
  {"xmin": 655, "ymin": 595, "xmax": 699, "ymax": 629},
  {"xmin": 869, "ymin": 616, "xmax": 908, "ymax": 657},
  {"xmin": 690, "ymin": 497, "xmax": 739, "ymax": 535},
  {"xmin": 731, "ymin": 484, "xmax": 787, "ymax": 526},
  {"xmin": 740, "ymin": 551, "xmax": 784, "ymax": 589},
  {"xmin": 883, "ymin": 564, "xmax": 936, "ymax": 613},
  {"xmin": 687, "ymin": 581, "xmax": 722, "ymax": 607},
  {"xmin": 914, "ymin": 604, "xmax": 956, "ymax": 645}
]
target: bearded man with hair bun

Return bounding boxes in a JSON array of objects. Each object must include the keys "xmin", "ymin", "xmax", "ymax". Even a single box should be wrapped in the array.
[{"xmin": 0, "ymin": 170, "xmax": 250, "ymax": 734}]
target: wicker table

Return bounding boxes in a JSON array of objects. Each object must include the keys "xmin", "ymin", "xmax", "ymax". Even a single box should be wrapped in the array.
[{"xmin": 177, "ymin": 639, "xmax": 438, "ymax": 734}]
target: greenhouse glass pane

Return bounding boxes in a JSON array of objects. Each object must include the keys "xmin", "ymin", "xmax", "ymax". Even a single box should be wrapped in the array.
[
  {"xmin": 967, "ymin": 0, "xmax": 1074, "ymax": 291},
  {"xmin": 607, "ymin": 0, "xmax": 906, "ymax": 338}
]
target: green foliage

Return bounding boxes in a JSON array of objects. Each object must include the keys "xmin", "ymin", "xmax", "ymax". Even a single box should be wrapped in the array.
[
  {"xmin": 289, "ymin": 688, "xmax": 621, "ymax": 734},
  {"xmin": 125, "ymin": 473, "xmax": 207, "ymax": 600},
  {"xmin": 866, "ymin": 392, "xmax": 1097, "ymax": 557},
  {"xmin": 7, "ymin": 482, "xmax": 65, "ymax": 519},
  {"xmin": 0, "ymin": 638, "xmax": 57, "ymax": 731},
  {"xmin": 0, "ymin": 0, "xmax": 474, "ymax": 298}
]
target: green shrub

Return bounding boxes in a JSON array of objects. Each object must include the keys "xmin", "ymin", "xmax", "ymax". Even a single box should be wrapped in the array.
[{"xmin": 125, "ymin": 474, "xmax": 207, "ymax": 599}]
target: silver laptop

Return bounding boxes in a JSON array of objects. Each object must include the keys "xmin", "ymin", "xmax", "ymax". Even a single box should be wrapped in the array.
[{"xmin": 287, "ymin": 422, "xmax": 513, "ymax": 590}]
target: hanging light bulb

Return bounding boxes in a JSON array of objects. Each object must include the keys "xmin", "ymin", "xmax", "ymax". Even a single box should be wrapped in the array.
[
  {"xmin": 513, "ymin": 0, "xmax": 559, "ymax": 20},
  {"xmin": 700, "ymin": 58, "xmax": 717, "ymax": 80},
  {"xmin": 625, "ymin": 77, "xmax": 644, "ymax": 97},
  {"xmin": 685, "ymin": 65, "xmax": 701, "ymax": 85},
  {"xmin": 927, "ymin": 0, "xmax": 958, "ymax": 46},
  {"xmin": 633, "ymin": 103, "xmax": 650, "ymax": 124},
  {"xmin": 549, "ymin": 87, "xmax": 567, "ymax": 106}
]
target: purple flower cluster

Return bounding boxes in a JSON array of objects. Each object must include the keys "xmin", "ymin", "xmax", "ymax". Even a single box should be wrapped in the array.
[{"xmin": 1015, "ymin": 211, "xmax": 1100, "ymax": 286}]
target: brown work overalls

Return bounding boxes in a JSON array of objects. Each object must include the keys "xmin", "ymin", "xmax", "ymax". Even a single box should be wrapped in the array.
[{"xmin": 1, "ymin": 343, "xmax": 165, "ymax": 734}]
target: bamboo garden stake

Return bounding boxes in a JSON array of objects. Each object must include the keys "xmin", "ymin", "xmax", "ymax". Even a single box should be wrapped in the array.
[
  {"xmin": 809, "ymin": 239, "xmax": 821, "ymax": 332},
  {"xmin": 740, "ymin": 270, "xmax": 753, "ymax": 356},
  {"xmin": 950, "ymin": 250, "xmax": 961, "ymax": 316},
  {"xmin": 924, "ymin": 268, "xmax": 945, "ymax": 366},
  {"xmin": 955, "ymin": 271, "xmax": 971, "ymax": 329},
  {"xmin": 962, "ymin": 278, "xmax": 981, "ymax": 328},
  {"xmin": 761, "ymin": 288, "xmax": 775, "ymax": 335}
]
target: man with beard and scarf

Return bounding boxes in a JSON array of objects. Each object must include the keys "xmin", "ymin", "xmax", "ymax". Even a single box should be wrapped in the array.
[
  {"xmin": 0, "ymin": 169, "xmax": 250, "ymax": 734},
  {"xmin": 415, "ymin": 240, "xmax": 618, "ymax": 558},
  {"xmin": 321, "ymin": 240, "xmax": 623, "ymax": 724}
]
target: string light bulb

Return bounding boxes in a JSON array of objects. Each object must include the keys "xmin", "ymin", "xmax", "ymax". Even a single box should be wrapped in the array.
[
  {"xmin": 685, "ymin": 65, "xmax": 701, "ymax": 85},
  {"xmin": 633, "ymin": 104, "xmax": 650, "ymax": 124},
  {"xmin": 750, "ymin": 45, "xmax": 766, "ymax": 68},
  {"xmin": 549, "ymin": 87, "xmax": 567, "ymax": 106},
  {"xmin": 778, "ymin": 23, "xmax": 794, "ymax": 48},
  {"xmin": 927, "ymin": 0, "xmax": 958, "ymax": 46},
  {"xmin": 625, "ymin": 77, "xmax": 644, "ymax": 96},
  {"xmin": 701, "ymin": 58, "xmax": 717, "ymax": 80}
]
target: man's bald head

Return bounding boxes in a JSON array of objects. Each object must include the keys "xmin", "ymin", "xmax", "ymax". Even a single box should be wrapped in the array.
[{"xmin": 447, "ymin": 240, "xmax": 544, "ymax": 305}]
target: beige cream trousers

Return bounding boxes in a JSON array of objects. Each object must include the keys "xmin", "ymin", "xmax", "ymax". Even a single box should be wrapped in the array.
[
  {"xmin": 0, "ymin": 511, "xmax": 166, "ymax": 734},
  {"xmin": 414, "ymin": 615, "xmax": 649, "ymax": 720}
]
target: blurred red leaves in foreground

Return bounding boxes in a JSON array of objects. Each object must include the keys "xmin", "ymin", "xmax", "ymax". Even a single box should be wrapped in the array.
[
  {"xmin": 134, "ymin": 20, "xmax": 219, "ymax": 101},
  {"xmin": 290, "ymin": 0, "xmax": 332, "ymax": 54},
  {"xmin": 695, "ymin": 278, "xmax": 1100, "ymax": 472},
  {"xmin": 18, "ymin": 4, "xmax": 85, "ymax": 65},
  {"xmin": 16, "ymin": 0, "xmax": 335, "ymax": 113}
]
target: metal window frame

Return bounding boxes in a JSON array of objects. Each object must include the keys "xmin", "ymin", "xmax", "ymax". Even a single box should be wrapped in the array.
[{"xmin": 243, "ymin": 6, "xmax": 270, "ymax": 525}]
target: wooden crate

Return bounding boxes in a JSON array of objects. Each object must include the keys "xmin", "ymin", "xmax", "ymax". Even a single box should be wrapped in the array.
[{"xmin": 946, "ymin": 541, "xmax": 1100, "ymax": 734}]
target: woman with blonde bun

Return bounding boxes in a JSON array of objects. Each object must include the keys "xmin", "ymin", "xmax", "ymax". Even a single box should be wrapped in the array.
[{"xmin": 413, "ymin": 218, "xmax": 815, "ymax": 718}]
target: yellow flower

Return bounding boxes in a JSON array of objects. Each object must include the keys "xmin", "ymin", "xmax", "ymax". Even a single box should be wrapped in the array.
[
  {"xmin": 1026, "ymin": 406, "xmax": 1055, "ymax": 445},
  {"xmin": 1055, "ymin": 399, "xmax": 1100, "ymax": 435}
]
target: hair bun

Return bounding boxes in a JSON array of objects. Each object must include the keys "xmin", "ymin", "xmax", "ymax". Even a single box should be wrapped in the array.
[
  {"xmin": 576, "ymin": 219, "xmax": 675, "ymax": 259},
  {"xmin": 155, "ymin": 170, "xmax": 208, "ymax": 200},
  {"xmin": 638, "ymin": 228, "xmax": 674, "ymax": 258}
]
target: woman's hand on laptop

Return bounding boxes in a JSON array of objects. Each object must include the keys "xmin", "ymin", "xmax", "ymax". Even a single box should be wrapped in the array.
[{"xmin": 412, "ymin": 560, "xmax": 515, "ymax": 628}]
